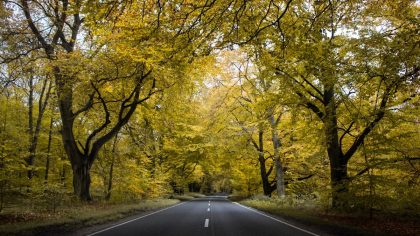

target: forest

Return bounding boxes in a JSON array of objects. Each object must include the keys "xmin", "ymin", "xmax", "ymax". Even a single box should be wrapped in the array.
[{"xmin": 0, "ymin": 0, "xmax": 419, "ymax": 235}]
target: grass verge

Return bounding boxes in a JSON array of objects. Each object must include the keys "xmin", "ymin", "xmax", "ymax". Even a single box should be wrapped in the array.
[
  {"xmin": 0, "ymin": 198, "xmax": 179, "ymax": 236},
  {"xmin": 169, "ymin": 192, "xmax": 206, "ymax": 201},
  {"xmin": 240, "ymin": 198, "xmax": 419, "ymax": 236}
]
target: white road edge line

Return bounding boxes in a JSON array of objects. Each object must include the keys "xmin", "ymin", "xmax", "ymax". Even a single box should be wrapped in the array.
[
  {"xmin": 233, "ymin": 202, "xmax": 320, "ymax": 236},
  {"xmin": 207, "ymin": 207, "xmax": 210, "ymax": 212},
  {"xmin": 204, "ymin": 218, "xmax": 209, "ymax": 227},
  {"xmin": 87, "ymin": 202, "xmax": 187, "ymax": 236}
]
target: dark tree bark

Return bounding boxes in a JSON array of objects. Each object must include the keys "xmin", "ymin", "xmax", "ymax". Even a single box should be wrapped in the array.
[
  {"xmin": 255, "ymin": 127, "xmax": 276, "ymax": 196},
  {"xmin": 72, "ymin": 158, "xmax": 92, "ymax": 201},
  {"xmin": 322, "ymin": 82, "xmax": 347, "ymax": 208}
]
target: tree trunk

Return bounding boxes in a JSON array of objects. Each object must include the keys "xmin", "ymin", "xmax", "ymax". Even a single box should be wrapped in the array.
[
  {"xmin": 27, "ymin": 76, "xmax": 51, "ymax": 179},
  {"xmin": 259, "ymin": 153, "xmax": 272, "ymax": 196},
  {"xmin": 323, "ymin": 83, "xmax": 348, "ymax": 208},
  {"xmin": 268, "ymin": 112, "xmax": 285, "ymax": 197},
  {"xmin": 257, "ymin": 128, "xmax": 276, "ymax": 196},
  {"xmin": 105, "ymin": 135, "xmax": 118, "ymax": 200},
  {"xmin": 54, "ymin": 67, "xmax": 91, "ymax": 200},
  {"xmin": 72, "ymin": 160, "xmax": 92, "ymax": 201},
  {"xmin": 274, "ymin": 157, "xmax": 285, "ymax": 196},
  {"xmin": 27, "ymin": 76, "xmax": 34, "ymax": 179},
  {"xmin": 329, "ymin": 161, "xmax": 348, "ymax": 208}
]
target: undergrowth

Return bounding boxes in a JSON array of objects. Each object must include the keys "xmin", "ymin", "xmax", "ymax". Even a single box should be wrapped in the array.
[
  {"xmin": 240, "ymin": 196, "xmax": 420, "ymax": 236},
  {"xmin": 0, "ymin": 198, "xmax": 179, "ymax": 235}
]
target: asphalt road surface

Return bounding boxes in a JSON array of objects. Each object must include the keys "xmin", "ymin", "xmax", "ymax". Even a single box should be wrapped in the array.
[{"xmin": 87, "ymin": 196, "xmax": 320, "ymax": 236}]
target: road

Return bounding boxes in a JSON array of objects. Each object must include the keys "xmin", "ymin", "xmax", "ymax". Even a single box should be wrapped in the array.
[{"xmin": 87, "ymin": 196, "xmax": 320, "ymax": 236}]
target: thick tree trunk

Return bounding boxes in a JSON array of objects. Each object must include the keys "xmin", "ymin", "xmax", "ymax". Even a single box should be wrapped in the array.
[
  {"xmin": 55, "ymin": 69, "xmax": 91, "ymax": 200},
  {"xmin": 72, "ymin": 160, "xmax": 92, "ymax": 201},
  {"xmin": 54, "ymin": 67, "xmax": 93, "ymax": 201},
  {"xmin": 330, "ymin": 161, "xmax": 348, "ymax": 208},
  {"xmin": 323, "ymin": 83, "xmax": 348, "ymax": 208}
]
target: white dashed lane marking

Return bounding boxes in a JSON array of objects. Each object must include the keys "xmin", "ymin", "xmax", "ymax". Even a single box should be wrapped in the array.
[{"xmin": 204, "ymin": 218, "xmax": 209, "ymax": 227}]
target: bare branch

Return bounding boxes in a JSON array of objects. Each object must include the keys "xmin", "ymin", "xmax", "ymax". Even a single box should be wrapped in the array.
[
  {"xmin": 339, "ymin": 121, "xmax": 354, "ymax": 148},
  {"xmin": 85, "ymin": 82, "xmax": 111, "ymax": 154}
]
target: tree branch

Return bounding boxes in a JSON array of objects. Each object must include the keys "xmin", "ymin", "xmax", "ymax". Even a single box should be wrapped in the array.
[
  {"xmin": 20, "ymin": 0, "xmax": 54, "ymax": 56},
  {"xmin": 351, "ymin": 157, "xmax": 420, "ymax": 180},
  {"xmin": 73, "ymin": 93, "xmax": 95, "ymax": 118},
  {"xmin": 85, "ymin": 82, "xmax": 111, "ymax": 154},
  {"xmin": 88, "ymin": 68, "xmax": 154, "ymax": 165},
  {"xmin": 339, "ymin": 121, "xmax": 354, "ymax": 149}
]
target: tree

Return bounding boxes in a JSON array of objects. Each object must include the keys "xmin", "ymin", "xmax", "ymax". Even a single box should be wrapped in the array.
[
  {"xmin": 6, "ymin": 0, "xmax": 192, "ymax": 200},
  {"xmin": 255, "ymin": 0, "xmax": 419, "ymax": 207},
  {"xmin": 202, "ymin": 50, "xmax": 281, "ymax": 196},
  {"xmin": 25, "ymin": 64, "xmax": 52, "ymax": 179}
]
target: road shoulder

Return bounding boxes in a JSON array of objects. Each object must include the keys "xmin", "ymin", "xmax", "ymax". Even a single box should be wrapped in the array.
[
  {"xmin": 237, "ymin": 200, "xmax": 380, "ymax": 236},
  {"xmin": 0, "ymin": 199, "xmax": 180, "ymax": 236}
]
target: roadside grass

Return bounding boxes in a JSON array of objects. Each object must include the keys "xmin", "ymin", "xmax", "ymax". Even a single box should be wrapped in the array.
[
  {"xmin": 185, "ymin": 192, "xmax": 206, "ymax": 198},
  {"xmin": 227, "ymin": 194, "xmax": 249, "ymax": 202},
  {"xmin": 169, "ymin": 192, "xmax": 206, "ymax": 201},
  {"xmin": 0, "ymin": 198, "xmax": 179, "ymax": 235},
  {"xmin": 239, "ymin": 197, "xmax": 420, "ymax": 236}
]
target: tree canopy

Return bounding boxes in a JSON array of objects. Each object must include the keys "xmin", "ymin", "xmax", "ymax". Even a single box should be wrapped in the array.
[{"xmin": 0, "ymin": 0, "xmax": 419, "ymax": 214}]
